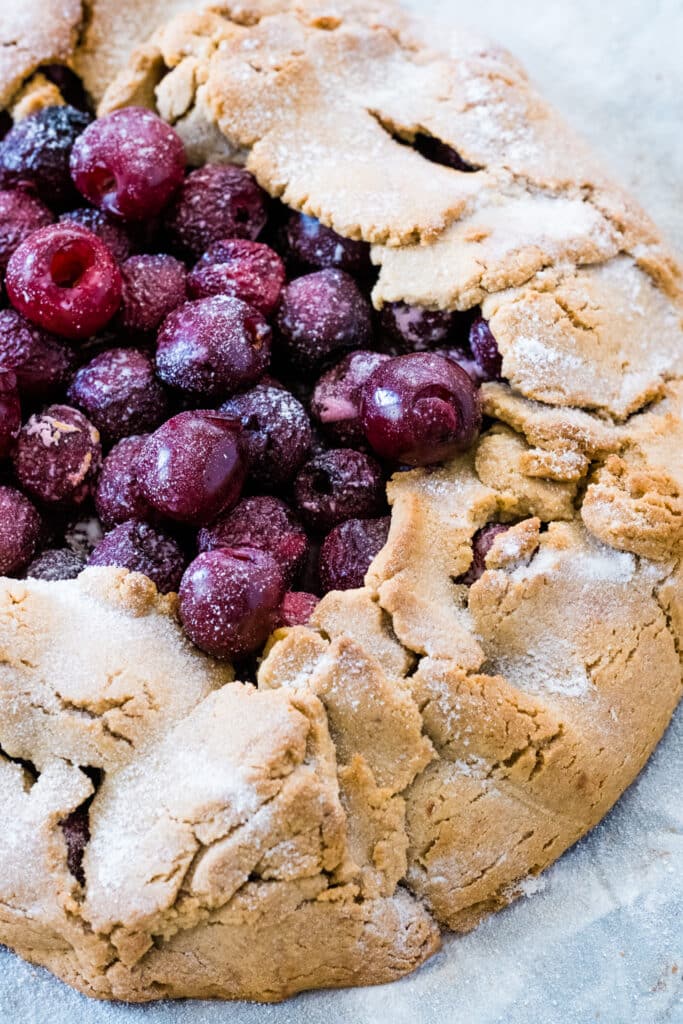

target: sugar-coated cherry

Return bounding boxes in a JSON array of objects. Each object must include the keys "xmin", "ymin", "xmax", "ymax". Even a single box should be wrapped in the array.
[
  {"xmin": 136, "ymin": 410, "xmax": 245, "ymax": 525},
  {"xmin": 26, "ymin": 547, "xmax": 85, "ymax": 582},
  {"xmin": 276, "ymin": 269, "xmax": 373, "ymax": 372},
  {"xmin": 0, "ymin": 370, "xmax": 21, "ymax": 458},
  {"xmin": 311, "ymin": 350, "xmax": 390, "ymax": 447},
  {"xmin": 60, "ymin": 208, "xmax": 133, "ymax": 263},
  {"xmin": 178, "ymin": 547, "xmax": 286, "ymax": 659},
  {"xmin": 165, "ymin": 164, "xmax": 268, "ymax": 257},
  {"xmin": 284, "ymin": 213, "xmax": 372, "ymax": 277},
  {"xmin": 294, "ymin": 448, "xmax": 385, "ymax": 532},
  {"xmin": 380, "ymin": 301, "xmax": 461, "ymax": 352},
  {"xmin": 0, "ymin": 106, "xmax": 91, "ymax": 208},
  {"xmin": 0, "ymin": 485, "xmax": 41, "ymax": 575},
  {"xmin": 0, "ymin": 308, "xmax": 76, "ymax": 399},
  {"xmin": 319, "ymin": 516, "xmax": 390, "ymax": 593},
  {"xmin": 95, "ymin": 435, "xmax": 155, "ymax": 528},
  {"xmin": 457, "ymin": 523, "xmax": 511, "ymax": 585},
  {"xmin": 469, "ymin": 317, "xmax": 503, "ymax": 381},
  {"xmin": 13, "ymin": 404, "xmax": 101, "ymax": 506},
  {"xmin": 69, "ymin": 107, "xmax": 186, "ymax": 221},
  {"xmin": 188, "ymin": 239, "xmax": 285, "ymax": 316},
  {"xmin": 0, "ymin": 189, "xmax": 53, "ymax": 271},
  {"xmin": 6, "ymin": 223, "xmax": 122, "ymax": 339},
  {"xmin": 88, "ymin": 519, "xmax": 186, "ymax": 594},
  {"xmin": 360, "ymin": 352, "xmax": 482, "ymax": 466},
  {"xmin": 156, "ymin": 295, "xmax": 271, "ymax": 399},
  {"xmin": 276, "ymin": 591, "xmax": 319, "ymax": 628},
  {"xmin": 68, "ymin": 348, "xmax": 168, "ymax": 442},
  {"xmin": 198, "ymin": 496, "xmax": 309, "ymax": 583},
  {"xmin": 220, "ymin": 383, "xmax": 311, "ymax": 487},
  {"xmin": 119, "ymin": 254, "xmax": 187, "ymax": 332}
]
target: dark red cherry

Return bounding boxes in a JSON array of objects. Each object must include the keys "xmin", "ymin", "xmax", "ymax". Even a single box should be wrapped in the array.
[
  {"xmin": 284, "ymin": 213, "xmax": 373, "ymax": 277},
  {"xmin": 68, "ymin": 348, "xmax": 168, "ymax": 442},
  {"xmin": 0, "ymin": 106, "xmax": 91, "ymax": 208},
  {"xmin": 88, "ymin": 520, "xmax": 186, "ymax": 594},
  {"xmin": 294, "ymin": 448, "xmax": 385, "ymax": 532},
  {"xmin": 319, "ymin": 516, "xmax": 390, "ymax": 594},
  {"xmin": 165, "ymin": 164, "xmax": 268, "ymax": 257},
  {"xmin": 198, "ymin": 496, "xmax": 309, "ymax": 583},
  {"xmin": 220, "ymin": 383, "xmax": 311, "ymax": 487},
  {"xmin": 469, "ymin": 317, "xmax": 503, "ymax": 382},
  {"xmin": 69, "ymin": 107, "xmax": 186, "ymax": 221},
  {"xmin": 178, "ymin": 547, "xmax": 286, "ymax": 659},
  {"xmin": 360, "ymin": 352, "xmax": 482, "ymax": 466},
  {"xmin": 311, "ymin": 350, "xmax": 390, "ymax": 447},
  {"xmin": 156, "ymin": 295, "xmax": 271, "ymax": 399},
  {"xmin": 275, "ymin": 269, "xmax": 373, "ymax": 372},
  {"xmin": 6, "ymin": 223, "xmax": 122, "ymax": 339},
  {"xmin": 457, "ymin": 523, "xmax": 511, "ymax": 585},
  {"xmin": 0, "ymin": 308, "xmax": 76, "ymax": 400},
  {"xmin": 188, "ymin": 239, "xmax": 285, "ymax": 316},
  {"xmin": 60, "ymin": 208, "xmax": 134, "ymax": 263},
  {"xmin": 95, "ymin": 435, "xmax": 155, "ymax": 528},
  {"xmin": 13, "ymin": 404, "xmax": 101, "ymax": 506},
  {"xmin": 119, "ymin": 254, "xmax": 187, "ymax": 332},
  {"xmin": 135, "ymin": 410, "xmax": 245, "ymax": 525},
  {"xmin": 26, "ymin": 547, "xmax": 85, "ymax": 582},
  {"xmin": 276, "ymin": 591, "xmax": 319, "ymax": 628},
  {"xmin": 0, "ymin": 486, "xmax": 41, "ymax": 575},
  {"xmin": 0, "ymin": 189, "xmax": 53, "ymax": 272},
  {"xmin": 0, "ymin": 370, "xmax": 21, "ymax": 458},
  {"xmin": 380, "ymin": 301, "xmax": 461, "ymax": 352}
]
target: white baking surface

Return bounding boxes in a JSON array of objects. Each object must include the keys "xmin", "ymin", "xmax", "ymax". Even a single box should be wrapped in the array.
[{"xmin": 1, "ymin": 1, "xmax": 681, "ymax": 1021}]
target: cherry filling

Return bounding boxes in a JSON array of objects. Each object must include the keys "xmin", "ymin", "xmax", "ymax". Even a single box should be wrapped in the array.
[
  {"xmin": 6, "ymin": 223, "xmax": 122, "ymax": 339},
  {"xmin": 0, "ymin": 101, "xmax": 496, "ymax": 661}
]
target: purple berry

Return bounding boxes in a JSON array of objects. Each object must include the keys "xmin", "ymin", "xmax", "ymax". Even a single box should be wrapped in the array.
[
  {"xmin": 457, "ymin": 524, "xmax": 511, "ymax": 585},
  {"xmin": 469, "ymin": 317, "xmax": 503, "ymax": 382},
  {"xmin": 69, "ymin": 107, "xmax": 186, "ymax": 221},
  {"xmin": 319, "ymin": 516, "xmax": 390, "ymax": 594},
  {"xmin": 119, "ymin": 254, "xmax": 187, "ymax": 332},
  {"xmin": 0, "ymin": 370, "xmax": 21, "ymax": 458},
  {"xmin": 88, "ymin": 520, "xmax": 186, "ymax": 594},
  {"xmin": 68, "ymin": 348, "xmax": 168, "ymax": 442},
  {"xmin": 0, "ymin": 106, "xmax": 91, "ymax": 208},
  {"xmin": 136, "ymin": 410, "xmax": 245, "ymax": 525},
  {"xmin": 220, "ymin": 383, "xmax": 311, "ymax": 487},
  {"xmin": 198, "ymin": 496, "xmax": 309, "ymax": 583},
  {"xmin": 276, "ymin": 591, "xmax": 319, "ymax": 628},
  {"xmin": 13, "ymin": 404, "xmax": 101, "ymax": 506},
  {"xmin": 6, "ymin": 223, "xmax": 122, "ymax": 340},
  {"xmin": 360, "ymin": 352, "xmax": 482, "ymax": 466},
  {"xmin": 60, "ymin": 208, "xmax": 133, "ymax": 263},
  {"xmin": 95, "ymin": 434, "xmax": 155, "ymax": 528},
  {"xmin": 188, "ymin": 239, "xmax": 285, "ymax": 316},
  {"xmin": 311, "ymin": 350, "xmax": 390, "ymax": 447},
  {"xmin": 26, "ymin": 547, "xmax": 85, "ymax": 581},
  {"xmin": 156, "ymin": 295, "xmax": 271, "ymax": 399},
  {"xmin": 165, "ymin": 165, "xmax": 268, "ymax": 257},
  {"xmin": 294, "ymin": 449, "xmax": 385, "ymax": 532},
  {"xmin": 179, "ymin": 547, "xmax": 286, "ymax": 659},
  {"xmin": 276, "ymin": 269, "xmax": 373, "ymax": 372},
  {"xmin": 284, "ymin": 213, "xmax": 372, "ymax": 276},
  {"xmin": 380, "ymin": 301, "xmax": 461, "ymax": 352},
  {"xmin": 0, "ymin": 189, "xmax": 53, "ymax": 271},
  {"xmin": 0, "ymin": 308, "xmax": 76, "ymax": 399},
  {"xmin": 0, "ymin": 486, "xmax": 41, "ymax": 575}
]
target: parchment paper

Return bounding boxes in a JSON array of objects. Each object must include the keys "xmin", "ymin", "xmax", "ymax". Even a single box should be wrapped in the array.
[{"xmin": 1, "ymin": 1, "xmax": 681, "ymax": 1020}]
